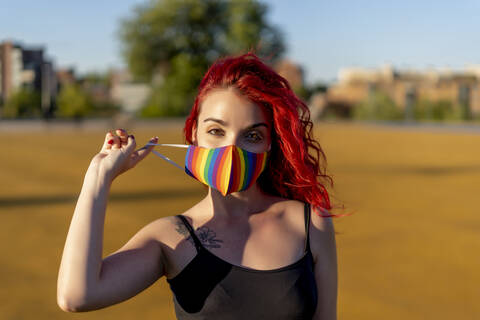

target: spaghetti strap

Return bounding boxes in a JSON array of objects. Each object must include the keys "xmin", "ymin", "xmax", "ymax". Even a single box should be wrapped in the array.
[
  {"xmin": 304, "ymin": 203, "xmax": 311, "ymax": 254},
  {"xmin": 177, "ymin": 215, "xmax": 203, "ymax": 252}
]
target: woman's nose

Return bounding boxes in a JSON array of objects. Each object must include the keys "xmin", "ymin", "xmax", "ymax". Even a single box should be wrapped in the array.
[
  {"xmin": 220, "ymin": 133, "xmax": 242, "ymax": 148},
  {"xmin": 232, "ymin": 134, "xmax": 248, "ymax": 149}
]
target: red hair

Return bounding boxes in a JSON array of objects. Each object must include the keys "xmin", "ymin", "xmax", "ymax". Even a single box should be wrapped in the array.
[{"xmin": 184, "ymin": 53, "xmax": 338, "ymax": 217}]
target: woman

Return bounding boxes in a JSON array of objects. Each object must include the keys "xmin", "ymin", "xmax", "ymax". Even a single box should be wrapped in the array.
[{"xmin": 57, "ymin": 53, "xmax": 338, "ymax": 319}]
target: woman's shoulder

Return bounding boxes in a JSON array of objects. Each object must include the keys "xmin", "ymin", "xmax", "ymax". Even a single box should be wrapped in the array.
[
  {"xmin": 274, "ymin": 199, "xmax": 332, "ymax": 223},
  {"xmin": 268, "ymin": 198, "xmax": 306, "ymax": 218},
  {"xmin": 271, "ymin": 199, "xmax": 335, "ymax": 243},
  {"xmin": 275, "ymin": 198, "xmax": 333, "ymax": 228},
  {"xmin": 260, "ymin": 198, "xmax": 308, "ymax": 236},
  {"xmin": 135, "ymin": 212, "xmax": 194, "ymax": 251}
]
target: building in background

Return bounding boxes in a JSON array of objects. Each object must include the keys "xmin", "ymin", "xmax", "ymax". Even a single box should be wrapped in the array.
[
  {"xmin": 1, "ymin": 40, "xmax": 152, "ymax": 119},
  {"xmin": 325, "ymin": 65, "xmax": 480, "ymax": 118},
  {"xmin": 0, "ymin": 40, "xmax": 57, "ymax": 117},
  {"xmin": 0, "ymin": 41, "xmax": 23, "ymax": 103},
  {"xmin": 56, "ymin": 68, "xmax": 76, "ymax": 87},
  {"xmin": 274, "ymin": 58, "xmax": 305, "ymax": 91},
  {"xmin": 110, "ymin": 70, "xmax": 151, "ymax": 114}
]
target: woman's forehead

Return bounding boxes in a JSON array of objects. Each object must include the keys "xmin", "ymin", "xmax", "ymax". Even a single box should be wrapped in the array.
[{"xmin": 198, "ymin": 88, "xmax": 270, "ymax": 126}]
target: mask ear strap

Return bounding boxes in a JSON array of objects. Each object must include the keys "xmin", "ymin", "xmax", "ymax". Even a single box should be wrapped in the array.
[
  {"xmin": 144, "ymin": 143, "xmax": 189, "ymax": 171},
  {"xmin": 146, "ymin": 143, "xmax": 189, "ymax": 148}
]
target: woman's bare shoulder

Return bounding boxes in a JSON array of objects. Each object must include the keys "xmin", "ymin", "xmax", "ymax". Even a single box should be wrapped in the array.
[
  {"xmin": 308, "ymin": 206, "xmax": 336, "ymax": 264},
  {"xmin": 309, "ymin": 206, "xmax": 334, "ymax": 233},
  {"xmin": 136, "ymin": 211, "xmax": 194, "ymax": 248},
  {"xmin": 263, "ymin": 196, "xmax": 302, "ymax": 211},
  {"xmin": 264, "ymin": 198, "xmax": 307, "ymax": 232},
  {"xmin": 269, "ymin": 198, "xmax": 306, "ymax": 217},
  {"xmin": 278, "ymin": 199, "xmax": 334, "ymax": 231},
  {"xmin": 272, "ymin": 199, "xmax": 335, "ymax": 243}
]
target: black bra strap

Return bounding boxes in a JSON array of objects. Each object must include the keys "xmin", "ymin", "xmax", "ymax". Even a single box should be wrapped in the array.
[
  {"xmin": 177, "ymin": 215, "xmax": 203, "ymax": 251},
  {"xmin": 304, "ymin": 203, "xmax": 311, "ymax": 253}
]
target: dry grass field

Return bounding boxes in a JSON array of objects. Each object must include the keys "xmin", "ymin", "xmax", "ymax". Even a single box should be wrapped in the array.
[{"xmin": 1, "ymin": 121, "xmax": 479, "ymax": 320}]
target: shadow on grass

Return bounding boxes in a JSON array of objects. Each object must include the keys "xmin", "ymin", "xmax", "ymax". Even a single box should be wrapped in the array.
[
  {"xmin": 0, "ymin": 188, "xmax": 204, "ymax": 208},
  {"xmin": 337, "ymin": 164, "xmax": 480, "ymax": 176}
]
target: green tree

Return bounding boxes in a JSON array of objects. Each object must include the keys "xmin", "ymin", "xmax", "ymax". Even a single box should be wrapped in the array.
[
  {"xmin": 413, "ymin": 99, "xmax": 456, "ymax": 121},
  {"xmin": 56, "ymin": 84, "xmax": 93, "ymax": 119},
  {"xmin": 2, "ymin": 88, "xmax": 41, "ymax": 118},
  {"xmin": 140, "ymin": 53, "xmax": 205, "ymax": 117},
  {"xmin": 353, "ymin": 91, "xmax": 403, "ymax": 121},
  {"xmin": 118, "ymin": 0, "xmax": 285, "ymax": 116}
]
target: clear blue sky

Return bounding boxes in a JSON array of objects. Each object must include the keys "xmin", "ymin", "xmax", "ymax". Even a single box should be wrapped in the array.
[{"xmin": 1, "ymin": 0, "xmax": 479, "ymax": 84}]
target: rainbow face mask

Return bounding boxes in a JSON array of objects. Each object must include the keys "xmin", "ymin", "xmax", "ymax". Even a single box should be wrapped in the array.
[{"xmin": 145, "ymin": 143, "xmax": 268, "ymax": 196}]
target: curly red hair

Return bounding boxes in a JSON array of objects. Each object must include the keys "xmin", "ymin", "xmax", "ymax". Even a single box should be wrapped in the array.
[{"xmin": 184, "ymin": 53, "xmax": 337, "ymax": 217}]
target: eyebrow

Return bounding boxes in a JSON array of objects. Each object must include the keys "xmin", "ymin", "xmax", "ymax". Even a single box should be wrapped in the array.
[
  {"xmin": 203, "ymin": 118, "xmax": 228, "ymax": 126},
  {"xmin": 203, "ymin": 118, "xmax": 268, "ymax": 129}
]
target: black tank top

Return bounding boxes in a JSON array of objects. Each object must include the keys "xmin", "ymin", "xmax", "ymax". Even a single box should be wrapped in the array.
[{"xmin": 166, "ymin": 203, "xmax": 317, "ymax": 320}]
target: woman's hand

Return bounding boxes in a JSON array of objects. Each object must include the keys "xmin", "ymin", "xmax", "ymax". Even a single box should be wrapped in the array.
[{"xmin": 89, "ymin": 128, "xmax": 158, "ymax": 182}]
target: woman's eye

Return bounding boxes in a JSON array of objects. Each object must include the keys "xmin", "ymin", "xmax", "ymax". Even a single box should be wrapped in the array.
[
  {"xmin": 246, "ymin": 131, "xmax": 262, "ymax": 142},
  {"xmin": 208, "ymin": 128, "xmax": 224, "ymax": 136}
]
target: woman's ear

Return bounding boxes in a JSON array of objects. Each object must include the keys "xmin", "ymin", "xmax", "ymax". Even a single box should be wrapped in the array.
[{"xmin": 191, "ymin": 121, "xmax": 198, "ymax": 145}]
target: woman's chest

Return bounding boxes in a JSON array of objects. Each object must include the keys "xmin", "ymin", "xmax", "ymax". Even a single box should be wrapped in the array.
[{"xmin": 163, "ymin": 215, "xmax": 306, "ymax": 279}]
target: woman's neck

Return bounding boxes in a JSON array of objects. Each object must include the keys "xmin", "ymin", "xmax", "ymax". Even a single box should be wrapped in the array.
[{"xmin": 203, "ymin": 183, "xmax": 276, "ymax": 222}]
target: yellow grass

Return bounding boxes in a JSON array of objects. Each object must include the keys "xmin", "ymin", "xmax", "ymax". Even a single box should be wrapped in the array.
[{"xmin": 1, "ymin": 121, "xmax": 479, "ymax": 319}]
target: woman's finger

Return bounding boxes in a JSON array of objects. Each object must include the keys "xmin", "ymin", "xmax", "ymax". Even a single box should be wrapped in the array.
[
  {"xmin": 111, "ymin": 133, "xmax": 122, "ymax": 150},
  {"xmin": 101, "ymin": 131, "xmax": 115, "ymax": 151},
  {"xmin": 116, "ymin": 128, "xmax": 128, "ymax": 146},
  {"xmin": 124, "ymin": 135, "xmax": 137, "ymax": 155},
  {"xmin": 132, "ymin": 136, "xmax": 158, "ymax": 164}
]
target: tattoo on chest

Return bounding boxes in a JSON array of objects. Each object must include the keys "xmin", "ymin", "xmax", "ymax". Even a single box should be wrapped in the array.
[
  {"xmin": 175, "ymin": 220, "xmax": 223, "ymax": 249},
  {"xmin": 195, "ymin": 226, "xmax": 224, "ymax": 248}
]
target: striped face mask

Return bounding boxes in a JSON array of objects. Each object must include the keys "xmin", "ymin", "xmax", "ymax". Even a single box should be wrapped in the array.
[{"xmin": 145, "ymin": 143, "xmax": 268, "ymax": 196}]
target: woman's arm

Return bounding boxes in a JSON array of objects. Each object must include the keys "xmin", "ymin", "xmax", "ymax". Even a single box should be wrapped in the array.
[
  {"xmin": 310, "ymin": 209, "xmax": 338, "ymax": 320},
  {"xmin": 57, "ymin": 130, "xmax": 162, "ymax": 312}
]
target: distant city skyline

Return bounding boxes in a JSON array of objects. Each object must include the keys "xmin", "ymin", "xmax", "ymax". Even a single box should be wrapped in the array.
[{"xmin": 1, "ymin": 0, "xmax": 479, "ymax": 85}]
